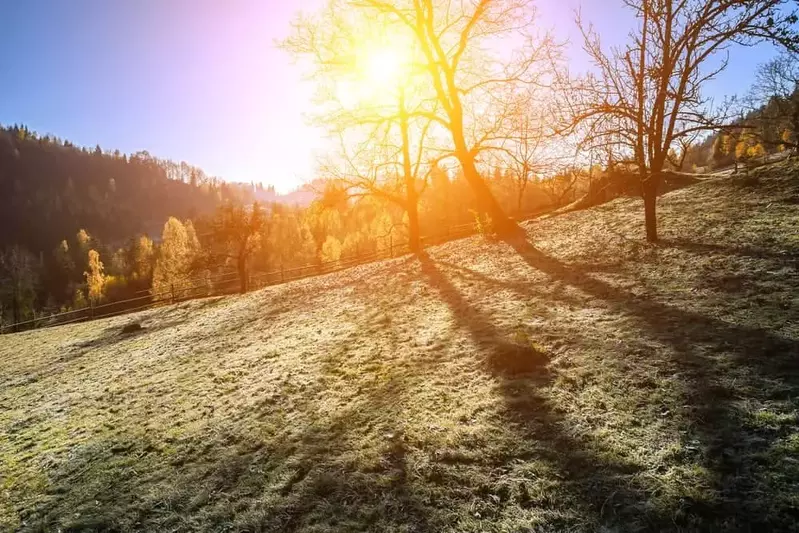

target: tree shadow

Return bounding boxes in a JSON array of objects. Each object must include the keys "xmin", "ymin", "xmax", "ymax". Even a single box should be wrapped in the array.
[
  {"xmin": 503, "ymin": 236, "xmax": 799, "ymax": 529},
  {"xmin": 19, "ymin": 362, "xmax": 434, "ymax": 533},
  {"xmin": 13, "ymin": 240, "xmax": 798, "ymax": 532},
  {"xmin": 416, "ymin": 251, "xmax": 687, "ymax": 529},
  {"xmin": 16, "ymin": 281, "xmax": 438, "ymax": 533},
  {"xmin": 418, "ymin": 251, "xmax": 549, "ymax": 376},
  {"xmin": 660, "ymin": 237, "xmax": 799, "ymax": 262}
]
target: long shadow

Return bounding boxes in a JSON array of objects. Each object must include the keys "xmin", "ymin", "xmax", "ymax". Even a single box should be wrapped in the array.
[
  {"xmin": 436, "ymin": 258, "xmax": 623, "ymax": 305},
  {"xmin": 418, "ymin": 251, "xmax": 548, "ymax": 376},
  {"xmin": 14, "ymin": 244, "xmax": 798, "ymax": 531},
  {"xmin": 20, "ymin": 371, "xmax": 431, "ymax": 533},
  {"xmin": 504, "ymin": 236, "xmax": 799, "ymax": 529},
  {"xmin": 504, "ymin": 237, "xmax": 799, "ymax": 380},
  {"xmin": 417, "ymin": 252, "xmax": 688, "ymax": 529},
  {"xmin": 660, "ymin": 237, "xmax": 799, "ymax": 262},
  {"xmin": 16, "ymin": 279, "xmax": 436, "ymax": 533},
  {"xmin": 20, "ymin": 394, "xmax": 432, "ymax": 533}
]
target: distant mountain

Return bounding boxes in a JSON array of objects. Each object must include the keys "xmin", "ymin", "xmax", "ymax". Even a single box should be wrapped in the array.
[{"xmin": 253, "ymin": 185, "xmax": 317, "ymax": 208}]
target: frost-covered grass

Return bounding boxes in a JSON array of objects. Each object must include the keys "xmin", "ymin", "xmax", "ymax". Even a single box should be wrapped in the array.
[{"xmin": 2, "ymin": 162, "xmax": 798, "ymax": 532}]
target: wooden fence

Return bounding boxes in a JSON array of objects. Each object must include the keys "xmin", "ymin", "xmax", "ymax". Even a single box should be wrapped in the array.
[{"xmin": 0, "ymin": 209, "xmax": 551, "ymax": 334}]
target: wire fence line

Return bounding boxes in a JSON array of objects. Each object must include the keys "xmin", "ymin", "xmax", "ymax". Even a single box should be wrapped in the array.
[{"xmin": 0, "ymin": 208, "xmax": 551, "ymax": 334}]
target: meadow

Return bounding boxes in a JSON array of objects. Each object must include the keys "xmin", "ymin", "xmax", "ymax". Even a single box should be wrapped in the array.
[{"xmin": 2, "ymin": 162, "xmax": 798, "ymax": 532}]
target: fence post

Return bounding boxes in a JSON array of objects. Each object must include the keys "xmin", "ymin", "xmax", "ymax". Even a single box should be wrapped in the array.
[
  {"xmin": 389, "ymin": 235, "xmax": 393, "ymax": 258},
  {"xmin": 89, "ymin": 300, "xmax": 94, "ymax": 320},
  {"xmin": 171, "ymin": 283, "xmax": 175, "ymax": 304},
  {"xmin": 281, "ymin": 263, "xmax": 284, "ymax": 283}
]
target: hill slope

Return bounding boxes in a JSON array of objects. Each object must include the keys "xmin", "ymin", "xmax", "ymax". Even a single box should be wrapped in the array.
[
  {"xmin": 0, "ymin": 128, "xmax": 225, "ymax": 253},
  {"xmin": 2, "ymin": 163, "xmax": 798, "ymax": 532}
]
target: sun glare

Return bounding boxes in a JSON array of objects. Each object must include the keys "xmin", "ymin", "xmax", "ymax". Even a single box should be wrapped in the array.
[
  {"xmin": 337, "ymin": 39, "xmax": 413, "ymax": 108},
  {"xmin": 361, "ymin": 45, "xmax": 408, "ymax": 90}
]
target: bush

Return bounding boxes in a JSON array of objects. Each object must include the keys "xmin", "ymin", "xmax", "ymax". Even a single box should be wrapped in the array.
[{"xmin": 471, "ymin": 210, "xmax": 495, "ymax": 240}]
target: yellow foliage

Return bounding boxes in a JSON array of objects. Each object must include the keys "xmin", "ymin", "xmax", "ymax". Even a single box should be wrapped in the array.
[
  {"xmin": 84, "ymin": 249, "xmax": 105, "ymax": 305},
  {"xmin": 748, "ymin": 143, "xmax": 765, "ymax": 159},
  {"xmin": 321, "ymin": 236, "xmax": 343, "ymax": 263},
  {"xmin": 735, "ymin": 140, "xmax": 748, "ymax": 160}
]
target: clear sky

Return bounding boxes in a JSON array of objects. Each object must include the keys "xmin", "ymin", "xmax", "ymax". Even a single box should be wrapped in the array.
[{"xmin": 0, "ymin": 0, "xmax": 781, "ymax": 192}]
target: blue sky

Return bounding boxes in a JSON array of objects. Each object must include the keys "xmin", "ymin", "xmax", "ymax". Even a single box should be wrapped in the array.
[{"xmin": 0, "ymin": 0, "xmax": 782, "ymax": 192}]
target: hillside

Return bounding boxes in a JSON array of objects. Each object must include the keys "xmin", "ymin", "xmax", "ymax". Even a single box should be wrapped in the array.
[
  {"xmin": 1, "ymin": 162, "xmax": 798, "ymax": 532},
  {"xmin": 0, "ymin": 127, "xmax": 226, "ymax": 254}
]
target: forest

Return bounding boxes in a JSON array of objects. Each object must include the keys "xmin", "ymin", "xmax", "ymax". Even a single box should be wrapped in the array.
[{"xmin": 3, "ymin": 93, "xmax": 797, "ymax": 330}]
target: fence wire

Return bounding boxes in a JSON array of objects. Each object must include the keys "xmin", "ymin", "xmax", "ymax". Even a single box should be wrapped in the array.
[{"xmin": 1, "ymin": 209, "xmax": 549, "ymax": 334}]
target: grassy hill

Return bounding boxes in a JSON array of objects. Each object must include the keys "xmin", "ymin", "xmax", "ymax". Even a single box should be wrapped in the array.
[{"xmin": 2, "ymin": 162, "xmax": 798, "ymax": 532}]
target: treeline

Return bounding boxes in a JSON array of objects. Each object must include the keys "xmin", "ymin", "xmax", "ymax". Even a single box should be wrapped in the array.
[
  {"xmin": 0, "ymin": 124, "xmax": 286, "ymax": 255},
  {"xmin": 672, "ymin": 62, "xmax": 799, "ymax": 173},
  {"xmin": 678, "ymin": 121, "xmax": 792, "ymax": 173}
]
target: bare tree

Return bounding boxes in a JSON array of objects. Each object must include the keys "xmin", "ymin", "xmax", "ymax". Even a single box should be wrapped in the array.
[
  {"xmin": 286, "ymin": 0, "xmax": 440, "ymax": 252},
  {"xmin": 209, "ymin": 203, "xmax": 265, "ymax": 294},
  {"xmin": 314, "ymin": 0, "xmax": 557, "ymax": 237},
  {"xmin": 321, "ymin": 115, "xmax": 435, "ymax": 252},
  {"xmin": 498, "ymin": 91, "xmax": 553, "ymax": 212},
  {"xmin": 540, "ymin": 168, "xmax": 580, "ymax": 207},
  {"xmin": 558, "ymin": 0, "xmax": 797, "ymax": 241}
]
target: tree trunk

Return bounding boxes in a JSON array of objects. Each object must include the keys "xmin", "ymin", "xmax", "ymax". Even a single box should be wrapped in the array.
[
  {"xmin": 642, "ymin": 174, "xmax": 659, "ymax": 242},
  {"xmin": 237, "ymin": 253, "xmax": 248, "ymax": 294},
  {"xmin": 399, "ymin": 92, "xmax": 421, "ymax": 254},
  {"xmin": 444, "ymin": 85, "xmax": 517, "ymax": 237},
  {"xmin": 406, "ymin": 193, "xmax": 421, "ymax": 253},
  {"xmin": 458, "ymin": 152, "xmax": 519, "ymax": 237}
]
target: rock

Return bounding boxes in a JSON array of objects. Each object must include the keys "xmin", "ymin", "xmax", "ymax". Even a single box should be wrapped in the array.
[{"xmin": 121, "ymin": 323, "xmax": 143, "ymax": 334}]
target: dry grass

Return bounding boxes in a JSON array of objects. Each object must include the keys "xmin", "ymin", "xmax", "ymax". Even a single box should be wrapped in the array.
[{"xmin": 1, "ymin": 161, "xmax": 798, "ymax": 532}]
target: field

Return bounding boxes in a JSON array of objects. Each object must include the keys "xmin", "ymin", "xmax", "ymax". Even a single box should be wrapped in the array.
[{"xmin": 2, "ymin": 162, "xmax": 798, "ymax": 532}]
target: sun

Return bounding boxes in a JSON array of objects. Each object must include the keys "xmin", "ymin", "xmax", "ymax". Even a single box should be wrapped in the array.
[
  {"xmin": 336, "ymin": 39, "xmax": 413, "ymax": 109},
  {"xmin": 361, "ymin": 45, "xmax": 409, "ymax": 91}
]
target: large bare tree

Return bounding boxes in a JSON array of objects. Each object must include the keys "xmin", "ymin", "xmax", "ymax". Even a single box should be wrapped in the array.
[
  {"xmin": 293, "ymin": 0, "xmax": 555, "ymax": 237},
  {"xmin": 286, "ymin": 0, "xmax": 441, "ymax": 252},
  {"xmin": 320, "ymin": 114, "xmax": 435, "ymax": 253},
  {"xmin": 493, "ymin": 89, "xmax": 555, "ymax": 213},
  {"xmin": 558, "ymin": 0, "xmax": 797, "ymax": 242}
]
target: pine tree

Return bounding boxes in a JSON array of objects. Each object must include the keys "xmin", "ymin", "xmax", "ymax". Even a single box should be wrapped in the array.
[{"xmin": 0, "ymin": 246, "xmax": 38, "ymax": 327}]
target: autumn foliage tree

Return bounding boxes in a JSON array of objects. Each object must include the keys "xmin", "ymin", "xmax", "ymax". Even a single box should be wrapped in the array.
[
  {"xmin": 152, "ymin": 217, "xmax": 199, "ymax": 299},
  {"xmin": 84, "ymin": 249, "xmax": 106, "ymax": 306},
  {"xmin": 209, "ymin": 202, "xmax": 265, "ymax": 294},
  {"xmin": 746, "ymin": 52, "xmax": 799, "ymax": 152},
  {"xmin": 289, "ymin": 0, "xmax": 556, "ymax": 238}
]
